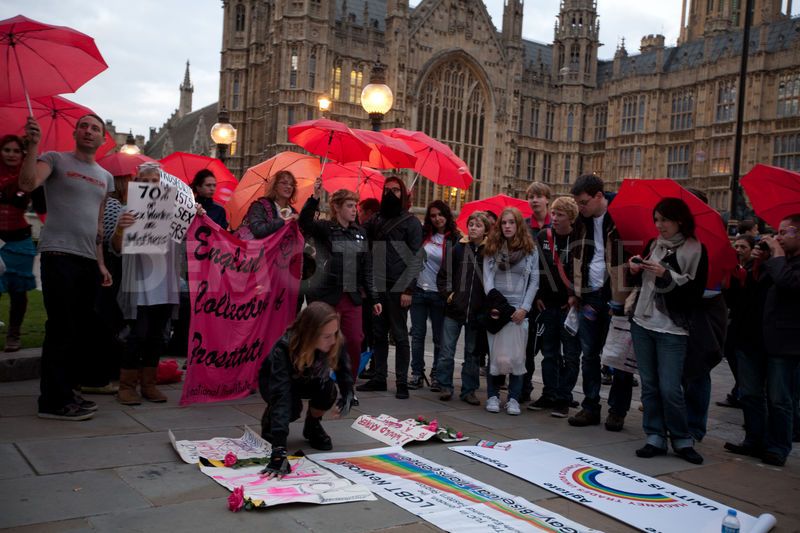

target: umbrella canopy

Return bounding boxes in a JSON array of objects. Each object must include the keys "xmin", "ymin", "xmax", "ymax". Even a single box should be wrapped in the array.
[
  {"xmin": 159, "ymin": 152, "xmax": 238, "ymax": 205},
  {"xmin": 609, "ymin": 179, "xmax": 738, "ymax": 287},
  {"xmin": 741, "ymin": 164, "xmax": 800, "ymax": 229},
  {"xmin": 0, "ymin": 95, "xmax": 115, "ymax": 158},
  {"xmin": 225, "ymin": 151, "xmax": 320, "ymax": 230},
  {"xmin": 97, "ymin": 152, "xmax": 157, "ymax": 177},
  {"xmin": 288, "ymin": 118, "xmax": 372, "ymax": 164},
  {"xmin": 382, "ymin": 128, "xmax": 473, "ymax": 189},
  {"xmin": 321, "ymin": 162, "xmax": 385, "ymax": 200},
  {"xmin": 455, "ymin": 194, "xmax": 532, "ymax": 233},
  {"xmin": 0, "ymin": 15, "xmax": 107, "ymax": 112},
  {"xmin": 351, "ymin": 128, "xmax": 416, "ymax": 169}
]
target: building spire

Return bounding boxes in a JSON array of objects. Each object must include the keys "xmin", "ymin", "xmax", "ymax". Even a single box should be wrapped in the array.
[
  {"xmin": 181, "ymin": 60, "xmax": 193, "ymax": 92},
  {"xmin": 179, "ymin": 60, "xmax": 193, "ymax": 118}
]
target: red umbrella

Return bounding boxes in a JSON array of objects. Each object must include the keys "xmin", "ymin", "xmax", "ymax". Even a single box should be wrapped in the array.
[
  {"xmin": 159, "ymin": 152, "xmax": 238, "ymax": 205},
  {"xmin": 351, "ymin": 128, "xmax": 416, "ymax": 169},
  {"xmin": 455, "ymin": 194, "xmax": 532, "ymax": 233},
  {"xmin": 288, "ymin": 118, "xmax": 372, "ymax": 165},
  {"xmin": 741, "ymin": 164, "xmax": 800, "ymax": 229},
  {"xmin": 321, "ymin": 162, "xmax": 385, "ymax": 200},
  {"xmin": 0, "ymin": 15, "xmax": 107, "ymax": 113},
  {"xmin": 382, "ymin": 128, "xmax": 472, "ymax": 189},
  {"xmin": 97, "ymin": 152, "xmax": 157, "ymax": 177},
  {"xmin": 0, "ymin": 95, "xmax": 115, "ymax": 158},
  {"xmin": 609, "ymin": 179, "xmax": 738, "ymax": 287}
]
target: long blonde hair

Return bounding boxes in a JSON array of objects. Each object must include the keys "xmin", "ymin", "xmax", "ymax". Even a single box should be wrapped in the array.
[
  {"xmin": 483, "ymin": 207, "xmax": 535, "ymax": 256},
  {"xmin": 288, "ymin": 302, "xmax": 342, "ymax": 373}
]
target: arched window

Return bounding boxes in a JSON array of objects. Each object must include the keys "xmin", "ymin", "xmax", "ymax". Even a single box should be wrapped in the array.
[
  {"xmin": 235, "ymin": 4, "xmax": 246, "ymax": 32},
  {"xmin": 566, "ymin": 111, "xmax": 574, "ymax": 142},
  {"xmin": 289, "ymin": 47, "xmax": 298, "ymax": 88},
  {"xmin": 569, "ymin": 44, "xmax": 580, "ymax": 69},
  {"xmin": 331, "ymin": 59, "xmax": 342, "ymax": 100},
  {"xmin": 416, "ymin": 60, "xmax": 487, "ymax": 210},
  {"xmin": 348, "ymin": 64, "xmax": 364, "ymax": 105}
]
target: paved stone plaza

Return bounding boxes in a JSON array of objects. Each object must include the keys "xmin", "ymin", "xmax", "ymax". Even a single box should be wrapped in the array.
[{"xmin": 1, "ymin": 346, "xmax": 799, "ymax": 532}]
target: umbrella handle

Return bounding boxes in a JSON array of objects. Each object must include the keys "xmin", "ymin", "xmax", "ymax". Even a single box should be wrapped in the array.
[
  {"xmin": 408, "ymin": 147, "xmax": 433, "ymax": 193},
  {"xmin": 11, "ymin": 43, "xmax": 33, "ymax": 116}
]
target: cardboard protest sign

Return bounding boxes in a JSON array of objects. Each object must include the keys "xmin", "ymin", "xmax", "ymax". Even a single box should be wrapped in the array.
[
  {"xmin": 310, "ymin": 447, "xmax": 599, "ymax": 532},
  {"xmin": 352, "ymin": 414, "xmax": 468, "ymax": 447},
  {"xmin": 158, "ymin": 170, "xmax": 197, "ymax": 242},
  {"xmin": 169, "ymin": 426, "xmax": 270, "ymax": 464},
  {"xmin": 179, "ymin": 215, "xmax": 302, "ymax": 405},
  {"xmin": 452, "ymin": 439, "xmax": 777, "ymax": 533}
]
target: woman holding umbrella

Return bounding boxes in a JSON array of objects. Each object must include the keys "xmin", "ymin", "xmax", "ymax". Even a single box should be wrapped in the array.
[
  {"xmin": 628, "ymin": 198, "xmax": 708, "ymax": 465},
  {"xmin": 0, "ymin": 135, "xmax": 36, "ymax": 352},
  {"xmin": 236, "ymin": 170, "xmax": 298, "ymax": 239}
]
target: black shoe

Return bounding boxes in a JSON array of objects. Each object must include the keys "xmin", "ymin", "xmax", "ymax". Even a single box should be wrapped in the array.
[
  {"xmin": 716, "ymin": 395, "xmax": 742, "ymax": 409},
  {"xmin": 73, "ymin": 395, "xmax": 97, "ymax": 412},
  {"xmin": 636, "ymin": 444, "xmax": 667, "ymax": 458},
  {"xmin": 358, "ymin": 368, "xmax": 375, "ymax": 380},
  {"xmin": 570, "ymin": 400, "xmax": 579, "ymax": 408},
  {"xmin": 356, "ymin": 379, "xmax": 387, "ymax": 392},
  {"xmin": 429, "ymin": 377, "xmax": 442, "ymax": 392},
  {"xmin": 761, "ymin": 451, "xmax": 786, "ymax": 467},
  {"xmin": 527, "ymin": 396, "xmax": 555, "ymax": 411},
  {"xmin": 568, "ymin": 409, "xmax": 600, "ymax": 427},
  {"xmin": 605, "ymin": 413, "xmax": 625, "ymax": 432},
  {"xmin": 395, "ymin": 383, "xmax": 409, "ymax": 399},
  {"xmin": 724, "ymin": 442, "xmax": 762, "ymax": 458},
  {"xmin": 352, "ymin": 395, "xmax": 360, "ymax": 407},
  {"xmin": 407, "ymin": 374, "xmax": 426, "ymax": 390},
  {"xmin": 675, "ymin": 447, "xmax": 704, "ymax": 464},
  {"xmin": 37, "ymin": 403, "xmax": 95, "ymax": 421},
  {"xmin": 303, "ymin": 416, "xmax": 333, "ymax": 451}
]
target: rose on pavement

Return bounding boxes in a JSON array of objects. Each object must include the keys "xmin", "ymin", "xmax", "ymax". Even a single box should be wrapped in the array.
[
  {"xmin": 228, "ymin": 486, "xmax": 245, "ymax": 512},
  {"xmin": 223, "ymin": 452, "xmax": 238, "ymax": 468}
]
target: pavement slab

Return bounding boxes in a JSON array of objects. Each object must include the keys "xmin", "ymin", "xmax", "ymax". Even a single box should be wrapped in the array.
[
  {"xmin": 114, "ymin": 461, "xmax": 224, "ymax": 506},
  {"xmin": 0, "ymin": 442, "xmax": 35, "ymax": 480},
  {"xmin": 0, "ymin": 410, "xmax": 147, "ymax": 443},
  {"xmin": 0, "ymin": 518, "xmax": 94, "ymax": 533},
  {"xmin": 126, "ymin": 405, "xmax": 259, "ymax": 431}
]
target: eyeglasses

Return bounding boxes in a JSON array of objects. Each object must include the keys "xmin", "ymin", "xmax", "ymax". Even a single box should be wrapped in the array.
[
  {"xmin": 777, "ymin": 226, "xmax": 798, "ymax": 238},
  {"xmin": 276, "ymin": 180, "xmax": 294, "ymax": 187}
]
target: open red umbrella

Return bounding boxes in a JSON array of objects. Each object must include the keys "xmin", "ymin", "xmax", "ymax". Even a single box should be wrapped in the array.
[
  {"xmin": 0, "ymin": 15, "xmax": 108, "ymax": 113},
  {"xmin": 288, "ymin": 118, "xmax": 372, "ymax": 165},
  {"xmin": 159, "ymin": 152, "xmax": 238, "ymax": 205},
  {"xmin": 382, "ymin": 128, "xmax": 472, "ymax": 189},
  {"xmin": 321, "ymin": 162, "xmax": 385, "ymax": 200},
  {"xmin": 225, "ymin": 151, "xmax": 320, "ymax": 230},
  {"xmin": 741, "ymin": 164, "xmax": 800, "ymax": 229},
  {"xmin": 455, "ymin": 194, "xmax": 531, "ymax": 233},
  {"xmin": 609, "ymin": 179, "xmax": 738, "ymax": 287},
  {"xmin": 0, "ymin": 95, "xmax": 115, "ymax": 158},
  {"xmin": 97, "ymin": 152, "xmax": 157, "ymax": 177},
  {"xmin": 351, "ymin": 128, "xmax": 416, "ymax": 169}
]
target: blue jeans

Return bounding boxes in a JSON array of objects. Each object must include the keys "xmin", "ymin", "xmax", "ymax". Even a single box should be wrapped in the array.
[
  {"xmin": 487, "ymin": 373, "xmax": 523, "ymax": 401},
  {"xmin": 738, "ymin": 350, "xmax": 799, "ymax": 459},
  {"xmin": 631, "ymin": 321, "xmax": 693, "ymax": 450},
  {"xmin": 539, "ymin": 306, "xmax": 581, "ymax": 404},
  {"xmin": 410, "ymin": 288, "xmax": 446, "ymax": 377},
  {"xmin": 577, "ymin": 291, "xmax": 633, "ymax": 416},
  {"xmin": 436, "ymin": 316, "xmax": 481, "ymax": 397}
]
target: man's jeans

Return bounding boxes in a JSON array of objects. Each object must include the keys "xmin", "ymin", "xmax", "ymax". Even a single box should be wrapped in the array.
[
  {"xmin": 410, "ymin": 288, "xmax": 445, "ymax": 378},
  {"xmin": 373, "ymin": 292, "xmax": 411, "ymax": 385},
  {"xmin": 577, "ymin": 291, "xmax": 632, "ymax": 416},
  {"xmin": 631, "ymin": 321, "xmax": 693, "ymax": 450},
  {"xmin": 38, "ymin": 253, "xmax": 100, "ymax": 412},
  {"xmin": 539, "ymin": 306, "xmax": 581, "ymax": 404},
  {"xmin": 738, "ymin": 350, "xmax": 800, "ymax": 459},
  {"xmin": 435, "ymin": 316, "xmax": 481, "ymax": 398},
  {"xmin": 487, "ymin": 373, "xmax": 523, "ymax": 401}
]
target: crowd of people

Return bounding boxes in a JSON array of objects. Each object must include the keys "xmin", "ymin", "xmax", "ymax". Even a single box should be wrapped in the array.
[{"xmin": 2, "ymin": 114, "xmax": 798, "ymax": 479}]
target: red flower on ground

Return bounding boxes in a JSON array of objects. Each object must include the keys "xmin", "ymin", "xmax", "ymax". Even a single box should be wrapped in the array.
[
  {"xmin": 228, "ymin": 486, "xmax": 245, "ymax": 512},
  {"xmin": 456, "ymin": 432, "xmax": 464, "ymax": 439},
  {"xmin": 223, "ymin": 452, "xmax": 238, "ymax": 468}
]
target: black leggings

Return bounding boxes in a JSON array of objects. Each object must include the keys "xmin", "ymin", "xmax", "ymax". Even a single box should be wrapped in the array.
[{"xmin": 120, "ymin": 304, "xmax": 172, "ymax": 369}]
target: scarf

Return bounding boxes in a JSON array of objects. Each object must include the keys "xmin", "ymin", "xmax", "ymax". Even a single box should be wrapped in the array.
[
  {"xmin": 379, "ymin": 190, "xmax": 403, "ymax": 218},
  {"xmin": 637, "ymin": 232, "xmax": 702, "ymax": 319},
  {"xmin": 497, "ymin": 242, "xmax": 526, "ymax": 271}
]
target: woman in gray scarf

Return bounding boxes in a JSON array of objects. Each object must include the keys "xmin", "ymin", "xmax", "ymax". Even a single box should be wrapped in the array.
[{"xmin": 628, "ymin": 198, "xmax": 708, "ymax": 465}]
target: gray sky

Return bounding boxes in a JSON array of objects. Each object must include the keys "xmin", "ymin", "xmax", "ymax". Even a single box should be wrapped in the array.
[{"xmin": 3, "ymin": 1, "xmax": 795, "ymax": 138}]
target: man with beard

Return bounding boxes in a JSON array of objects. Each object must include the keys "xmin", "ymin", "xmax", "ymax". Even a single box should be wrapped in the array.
[{"xmin": 358, "ymin": 176, "xmax": 423, "ymax": 399}]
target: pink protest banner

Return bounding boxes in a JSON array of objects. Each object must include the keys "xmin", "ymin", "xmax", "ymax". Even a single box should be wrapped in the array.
[{"xmin": 180, "ymin": 215, "xmax": 302, "ymax": 405}]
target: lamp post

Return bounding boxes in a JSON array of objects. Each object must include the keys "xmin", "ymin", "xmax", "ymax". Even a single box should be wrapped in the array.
[
  {"xmin": 119, "ymin": 131, "xmax": 140, "ymax": 155},
  {"xmin": 361, "ymin": 59, "xmax": 393, "ymax": 132},
  {"xmin": 317, "ymin": 95, "xmax": 332, "ymax": 117},
  {"xmin": 210, "ymin": 108, "xmax": 236, "ymax": 165}
]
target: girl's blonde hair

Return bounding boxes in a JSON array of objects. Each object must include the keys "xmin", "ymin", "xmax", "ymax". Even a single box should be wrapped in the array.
[
  {"xmin": 288, "ymin": 301, "xmax": 342, "ymax": 373},
  {"xmin": 483, "ymin": 207, "xmax": 535, "ymax": 256}
]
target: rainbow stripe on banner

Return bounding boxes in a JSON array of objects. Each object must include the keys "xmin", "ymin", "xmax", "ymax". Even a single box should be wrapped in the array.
[
  {"xmin": 327, "ymin": 453, "xmax": 567, "ymax": 531},
  {"xmin": 570, "ymin": 467, "xmax": 677, "ymax": 503}
]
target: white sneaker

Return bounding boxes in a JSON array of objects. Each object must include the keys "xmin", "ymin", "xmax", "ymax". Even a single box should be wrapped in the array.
[
  {"xmin": 486, "ymin": 396, "xmax": 500, "ymax": 413},
  {"xmin": 506, "ymin": 398, "xmax": 521, "ymax": 415}
]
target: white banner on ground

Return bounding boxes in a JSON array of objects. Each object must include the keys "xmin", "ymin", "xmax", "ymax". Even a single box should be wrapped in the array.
[
  {"xmin": 169, "ymin": 426, "xmax": 270, "ymax": 464},
  {"xmin": 352, "ymin": 414, "xmax": 468, "ymax": 447},
  {"xmin": 200, "ymin": 457, "xmax": 376, "ymax": 508},
  {"xmin": 451, "ymin": 439, "xmax": 777, "ymax": 533},
  {"xmin": 309, "ymin": 446, "xmax": 600, "ymax": 533}
]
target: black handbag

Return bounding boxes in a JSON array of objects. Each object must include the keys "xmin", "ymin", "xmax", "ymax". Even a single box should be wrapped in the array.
[{"xmin": 479, "ymin": 288, "xmax": 515, "ymax": 334}]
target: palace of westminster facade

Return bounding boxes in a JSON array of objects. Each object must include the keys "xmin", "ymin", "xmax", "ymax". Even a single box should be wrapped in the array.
[{"xmin": 146, "ymin": 0, "xmax": 800, "ymax": 215}]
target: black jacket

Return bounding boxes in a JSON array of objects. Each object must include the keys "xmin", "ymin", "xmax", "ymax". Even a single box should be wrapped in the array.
[
  {"xmin": 536, "ymin": 228, "xmax": 575, "ymax": 308},
  {"xmin": 723, "ymin": 261, "xmax": 766, "ymax": 355},
  {"xmin": 258, "ymin": 332, "xmax": 353, "ymax": 447},
  {"xmin": 245, "ymin": 198, "xmax": 296, "ymax": 239},
  {"xmin": 197, "ymin": 197, "xmax": 228, "ymax": 230},
  {"xmin": 298, "ymin": 196, "xmax": 376, "ymax": 306},
  {"xmin": 762, "ymin": 255, "xmax": 800, "ymax": 357},
  {"xmin": 364, "ymin": 210, "xmax": 423, "ymax": 294},
  {"xmin": 436, "ymin": 238, "xmax": 485, "ymax": 324}
]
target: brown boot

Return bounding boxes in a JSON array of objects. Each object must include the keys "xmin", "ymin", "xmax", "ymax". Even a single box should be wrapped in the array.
[
  {"xmin": 140, "ymin": 367, "xmax": 167, "ymax": 403},
  {"xmin": 4, "ymin": 326, "xmax": 21, "ymax": 352},
  {"xmin": 117, "ymin": 369, "xmax": 142, "ymax": 405}
]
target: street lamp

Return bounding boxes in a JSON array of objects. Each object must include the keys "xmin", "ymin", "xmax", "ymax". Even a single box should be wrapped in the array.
[
  {"xmin": 317, "ymin": 94, "xmax": 332, "ymax": 117},
  {"xmin": 120, "ymin": 131, "xmax": 140, "ymax": 155},
  {"xmin": 210, "ymin": 108, "xmax": 236, "ymax": 164},
  {"xmin": 361, "ymin": 59, "xmax": 393, "ymax": 132}
]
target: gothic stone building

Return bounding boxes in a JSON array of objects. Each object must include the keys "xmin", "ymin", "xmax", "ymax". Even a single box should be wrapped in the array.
[{"xmin": 153, "ymin": 0, "xmax": 800, "ymax": 215}]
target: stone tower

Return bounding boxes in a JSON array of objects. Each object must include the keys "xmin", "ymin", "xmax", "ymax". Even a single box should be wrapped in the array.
[
  {"xmin": 178, "ymin": 60, "xmax": 193, "ymax": 118},
  {"xmin": 679, "ymin": 0, "xmax": 790, "ymax": 44},
  {"xmin": 552, "ymin": 0, "xmax": 600, "ymax": 87}
]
